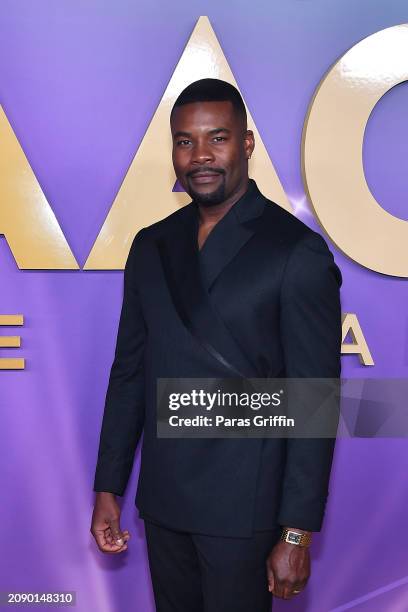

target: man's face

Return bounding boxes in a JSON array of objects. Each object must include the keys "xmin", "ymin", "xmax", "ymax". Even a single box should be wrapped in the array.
[{"xmin": 171, "ymin": 100, "xmax": 254, "ymax": 206}]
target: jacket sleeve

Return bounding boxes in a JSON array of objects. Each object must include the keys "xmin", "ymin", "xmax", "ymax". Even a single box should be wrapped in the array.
[
  {"xmin": 93, "ymin": 230, "xmax": 146, "ymax": 496},
  {"xmin": 277, "ymin": 231, "xmax": 342, "ymax": 531}
]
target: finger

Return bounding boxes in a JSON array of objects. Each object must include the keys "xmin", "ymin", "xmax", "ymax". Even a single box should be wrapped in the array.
[
  {"xmin": 101, "ymin": 545, "xmax": 128, "ymax": 554},
  {"xmin": 93, "ymin": 529, "xmax": 110, "ymax": 552},
  {"xmin": 288, "ymin": 575, "xmax": 308, "ymax": 593},
  {"xmin": 93, "ymin": 529, "xmax": 127, "ymax": 553},
  {"xmin": 291, "ymin": 579, "xmax": 308, "ymax": 596},
  {"xmin": 109, "ymin": 518, "xmax": 125, "ymax": 545},
  {"xmin": 105, "ymin": 529, "xmax": 130, "ymax": 545},
  {"xmin": 271, "ymin": 577, "xmax": 285, "ymax": 599},
  {"xmin": 266, "ymin": 563, "xmax": 275, "ymax": 593},
  {"xmin": 104, "ymin": 528, "xmax": 128, "ymax": 548},
  {"xmin": 102, "ymin": 538, "xmax": 129, "ymax": 554},
  {"xmin": 282, "ymin": 582, "xmax": 299, "ymax": 600}
]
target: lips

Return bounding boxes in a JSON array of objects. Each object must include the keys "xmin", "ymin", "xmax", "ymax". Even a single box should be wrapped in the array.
[{"xmin": 190, "ymin": 172, "xmax": 221, "ymax": 184}]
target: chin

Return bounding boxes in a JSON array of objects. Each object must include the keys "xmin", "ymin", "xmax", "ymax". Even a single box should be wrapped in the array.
[{"xmin": 188, "ymin": 182, "xmax": 226, "ymax": 207}]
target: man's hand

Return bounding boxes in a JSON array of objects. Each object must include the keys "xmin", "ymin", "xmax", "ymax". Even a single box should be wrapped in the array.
[
  {"xmin": 91, "ymin": 492, "xmax": 130, "ymax": 554},
  {"xmin": 266, "ymin": 533, "xmax": 311, "ymax": 599}
]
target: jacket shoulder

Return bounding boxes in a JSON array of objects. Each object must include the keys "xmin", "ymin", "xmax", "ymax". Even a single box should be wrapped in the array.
[
  {"xmin": 261, "ymin": 197, "xmax": 332, "ymax": 252},
  {"xmin": 263, "ymin": 197, "xmax": 311, "ymax": 237},
  {"xmin": 125, "ymin": 203, "xmax": 193, "ymax": 262},
  {"xmin": 260, "ymin": 198, "xmax": 341, "ymax": 286},
  {"xmin": 139, "ymin": 202, "xmax": 193, "ymax": 240}
]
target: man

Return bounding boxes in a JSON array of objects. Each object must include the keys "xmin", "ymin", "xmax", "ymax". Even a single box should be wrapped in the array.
[{"xmin": 91, "ymin": 78, "xmax": 342, "ymax": 611}]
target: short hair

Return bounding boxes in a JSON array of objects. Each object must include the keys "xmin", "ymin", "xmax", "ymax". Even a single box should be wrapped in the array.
[{"xmin": 170, "ymin": 78, "xmax": 247, "ymax": 128}]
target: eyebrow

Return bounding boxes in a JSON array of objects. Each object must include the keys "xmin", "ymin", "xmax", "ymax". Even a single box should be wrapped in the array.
[
  {"xmin": 208, "ymin": 127, "xmax": 231, "ymax": 135},
  {"xmin": 172, "ymin": 127, "xmax": 231, "ymax": 139}
]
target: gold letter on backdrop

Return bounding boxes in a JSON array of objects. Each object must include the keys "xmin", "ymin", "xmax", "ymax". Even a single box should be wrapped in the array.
[
  {"xmin": 84, "ymin": 16, "xmax": 290, "ymax": 269},
  {"xmin": 341, "ymin": 313, "xmax": 374, "ymax": 366},
  {"xmin": 0, "ymin": 314, "xmax": 25, "ymax": 370},
  {"xmin": 302, "ymin": 24, "xmax": 408, "ymax": 277},
  {"xmin": 0, "ymin": 107, "xmax": 79, "ymax": 269}
]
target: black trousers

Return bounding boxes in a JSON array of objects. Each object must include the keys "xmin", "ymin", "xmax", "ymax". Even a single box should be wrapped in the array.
[{"xmin": 144, "ymin": 519, "xmax": 281, "ymax": 612}]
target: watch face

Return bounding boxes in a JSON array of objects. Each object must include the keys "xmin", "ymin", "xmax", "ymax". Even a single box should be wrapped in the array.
[{"xmin": 286, "ymin": 531, "xmax": 301, "ymax": 545}]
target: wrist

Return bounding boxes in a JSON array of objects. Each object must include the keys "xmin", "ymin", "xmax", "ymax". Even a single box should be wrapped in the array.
[
  {"xmin": 281, "ymin": 527, "xmax": 312, "ymax": 548},
  {"xmin": 283, "ymin": 525, "xmax": 311, "ymax": 535}
]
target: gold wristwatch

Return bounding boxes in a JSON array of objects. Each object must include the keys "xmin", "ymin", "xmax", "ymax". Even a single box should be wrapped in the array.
[{"xmin": 281, "ymin": 528, "xmax": 312, "ymax": 548}]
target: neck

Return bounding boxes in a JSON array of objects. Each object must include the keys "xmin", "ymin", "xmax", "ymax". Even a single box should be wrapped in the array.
[{"xmin": 197, "ymin": 177, "xmax": 249, "ymax": 227}]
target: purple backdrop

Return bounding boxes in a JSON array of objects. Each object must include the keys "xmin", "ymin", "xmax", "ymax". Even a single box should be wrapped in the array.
[{"xmin": 1, "ymin": 1, "xmax": 408, "ymax": 610}]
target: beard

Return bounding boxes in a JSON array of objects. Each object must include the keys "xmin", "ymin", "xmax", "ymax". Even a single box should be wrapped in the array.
[{"xmin": 185, "ymin": 172, "xmax": 227, "ymax": 207}]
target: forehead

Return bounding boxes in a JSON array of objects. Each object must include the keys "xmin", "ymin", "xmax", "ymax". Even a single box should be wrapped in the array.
[{"xmin": 170, "ymin": 100, "xmax": 239, "ymax": 133}]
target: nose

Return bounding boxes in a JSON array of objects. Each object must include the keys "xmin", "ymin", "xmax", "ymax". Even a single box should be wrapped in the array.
[{"xmin": 191, "ymin": 139, "xmax": 215, "ymax": 165}]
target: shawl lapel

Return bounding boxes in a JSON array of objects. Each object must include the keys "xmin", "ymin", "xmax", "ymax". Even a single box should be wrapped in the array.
[{"xmin": 156, "ymin": 179, "xmax": 265, "ymax": 377}]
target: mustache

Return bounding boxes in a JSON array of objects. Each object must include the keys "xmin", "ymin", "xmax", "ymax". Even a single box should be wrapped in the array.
[{"xmin": 186, "ymin": 167, "xmax": 225, "ymax": 178}]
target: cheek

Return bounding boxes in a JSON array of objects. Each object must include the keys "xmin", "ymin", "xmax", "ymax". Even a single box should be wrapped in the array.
[
  {"xmin": 173, "ymin": 148, "xmax": 191, "ymax": 167},
  {"xmin": 172, "ymin": 152, "xmax": 186, "ymax": 173},
  {"xmin": 221, "ymin": 142, "xmax": 244, "ymax": 165},
  {"xmin": 224, "ymin": 152, "xmax": 244, "ymax": 175}
]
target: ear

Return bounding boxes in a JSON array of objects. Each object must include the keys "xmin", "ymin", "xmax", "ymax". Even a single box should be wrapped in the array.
[{"xmin": 244, "ymin": 129, "xmax": 255, "ymax": 160}]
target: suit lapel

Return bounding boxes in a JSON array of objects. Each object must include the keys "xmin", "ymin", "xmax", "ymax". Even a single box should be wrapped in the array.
[
  {"xmin": 199, "ymin": 221, "xmax": 258, "ymax": 294},
  {"xmin": 157, "ymin": 179, "xmax": 266, "ymax": 377}
]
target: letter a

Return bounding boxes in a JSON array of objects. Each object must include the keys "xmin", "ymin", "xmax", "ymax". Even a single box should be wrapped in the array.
[
  {"xmin": 0, "ymin": 106, "xmax": 78, "ymax": 269},
  {"xmin": 85, "ymin": 16, "xmax": 290, "ymax": 269}
]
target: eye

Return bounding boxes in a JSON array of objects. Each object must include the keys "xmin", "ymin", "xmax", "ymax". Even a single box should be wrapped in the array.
[
  {"xmin": 213, "ymin": 136, "xmax": 226, "ymax": 142},
  {"xmin": 176, "ymin": 139, "xmax": 191, "ymax": 146}
]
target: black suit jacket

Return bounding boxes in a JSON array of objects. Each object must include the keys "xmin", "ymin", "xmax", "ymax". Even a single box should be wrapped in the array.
[{"xmin": 93, "ymin": 178, "xmax": 342, "ymax": 537}]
